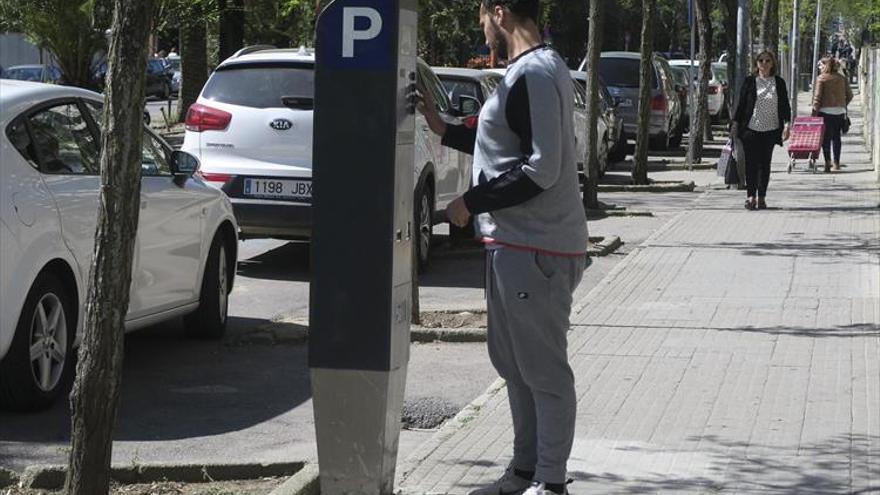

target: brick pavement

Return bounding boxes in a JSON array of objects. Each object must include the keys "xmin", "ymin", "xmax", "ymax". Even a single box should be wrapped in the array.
[{"xmin": 397, "ymin": 92, "xmax": 879, "ymax": 494}]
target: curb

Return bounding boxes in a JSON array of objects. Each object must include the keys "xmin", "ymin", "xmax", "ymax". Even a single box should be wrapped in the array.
[
  {"xmin": 586, "ymin": 208, "xmax": 654, "ymax": 218},
  {"xmin": 663, "ymin": 162, "xmax": 718, "ymax": 171},
  {"xmin": 269, "ymin": 463, "xmax": 320, "ymax": 495},
  {"xmin": 14, "ymin": 462, "xmax": 304, "ymax": 490},
  {"xmin": 396, "ymin": 377, "xmax": 508, "ymax": 490},
  {"xmin": 598, "ymin": 180, "xmax": 696, "ymax": 193},
  {"xmin": 410, "ymin": 326, "xmax": 486, "ymax": 342},
  {"xmin": 236, "ymin": 319, "xmax": 489, "ymax": 345}
]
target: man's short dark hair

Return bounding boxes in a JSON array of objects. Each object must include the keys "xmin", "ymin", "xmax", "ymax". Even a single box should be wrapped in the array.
[{"xmin": 481, "ymin": 0, "xmax": 540, "ymax": 24}]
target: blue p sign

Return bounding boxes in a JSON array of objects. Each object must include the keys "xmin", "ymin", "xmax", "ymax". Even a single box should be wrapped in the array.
[
  {"xmin": 342, "ymin": 7, "xmax": 383, "ymax": 57},
  {"xmin": 318, "ymin": 0, "xmax": 394, "ymax": 70}
]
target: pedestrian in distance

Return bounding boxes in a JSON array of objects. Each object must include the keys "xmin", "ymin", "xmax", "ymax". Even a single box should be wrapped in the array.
[
  {"xmin": 733, "ymin": 50, "xmax": 792, "ymax": 211},
  {"xmin": 416, "ymin": 1, "xmax": 588, "ymax": 494},
  {"xmin": 812, "ymin": 56, "xmax": 854, "ymax": 172}
]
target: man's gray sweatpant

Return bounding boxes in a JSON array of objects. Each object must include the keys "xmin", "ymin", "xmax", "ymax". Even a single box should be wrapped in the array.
[{"xmin": 485, "ymin": 248, "xmax": 585, "ymax": 484}]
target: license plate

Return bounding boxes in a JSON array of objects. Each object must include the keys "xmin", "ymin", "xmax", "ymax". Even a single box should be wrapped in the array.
[{"xmin": 244, "ymin": 178, "xmax": 312, "ymax": 200}]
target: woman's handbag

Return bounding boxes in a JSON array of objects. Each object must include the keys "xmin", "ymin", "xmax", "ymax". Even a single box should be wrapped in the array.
[
  {"xmin": 718, "ymin": 137, "xmax": 740, "ymax": 185},
  {"xmin": 842, "ymin": 113, "xmax": 851, "ymax": 134},
  {"xmin": 718, "ymin": 137, "xmax": 734, "ymax": 177}
]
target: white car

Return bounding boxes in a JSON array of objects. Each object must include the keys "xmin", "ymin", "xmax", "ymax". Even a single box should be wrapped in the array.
[
  {"xmin": 181, "ymin": 47, "xmax": 471, "ymax": 269},
  {"xmin": 668, "ymin": 59, "xmax": 725, "ymax": 120},
  {"xmin": 0, "ymin": 80, "xmax": 238, "ymax": 411}
]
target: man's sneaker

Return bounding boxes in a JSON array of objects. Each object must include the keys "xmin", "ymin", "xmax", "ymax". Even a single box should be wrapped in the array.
[
  {"xmin": 468, "ymin": 469, "xmax": 532, "ymax": 495},
  {"xmin": 522, "ymin": 481, "xmax": 569, "ymax": 495}
]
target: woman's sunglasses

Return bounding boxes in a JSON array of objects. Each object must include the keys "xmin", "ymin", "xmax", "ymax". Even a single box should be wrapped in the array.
[{"xmin": 757, "ymin": 58, "xmax": 772, "ymax": 63}]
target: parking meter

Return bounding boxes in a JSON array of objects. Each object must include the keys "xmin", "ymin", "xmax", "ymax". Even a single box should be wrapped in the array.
[{"xmin": 309, "ymin": 0, "xmax": 417, "ymax": 493}]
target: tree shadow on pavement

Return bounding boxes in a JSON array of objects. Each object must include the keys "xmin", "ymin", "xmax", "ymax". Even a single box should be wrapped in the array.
[
  {"xmin": 0, "ymin": 318, "xmax": 313, "ymax": 448},
  {"xmin": 569, "ymin": 433, "xmax": 880, "ymax": 494}
]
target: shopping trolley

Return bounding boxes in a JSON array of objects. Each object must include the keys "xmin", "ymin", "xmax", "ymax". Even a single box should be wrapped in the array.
[{"xmin": 787, "ymin": 116, "xmax": 825, "ymax": 173}]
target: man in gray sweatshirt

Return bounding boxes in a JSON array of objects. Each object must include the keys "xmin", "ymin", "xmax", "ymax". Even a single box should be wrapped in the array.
[{"xmin": 417, "ymin": 1, "xmax": 588, "ymax": 494}]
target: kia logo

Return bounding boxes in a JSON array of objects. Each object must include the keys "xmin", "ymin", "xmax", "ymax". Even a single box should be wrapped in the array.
[{"xmin": 270, "ymin": 119, "xmax": 294, "ymax": 131}]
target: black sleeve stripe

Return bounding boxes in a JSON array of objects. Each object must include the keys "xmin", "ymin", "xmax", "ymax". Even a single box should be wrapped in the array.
[
  {"xmin": 441, "ymin": 124, "xmax": 477, "ymax": 155},
  {"xmin": 506, "ymin": 75, "xmax": 533, "ymax": 158},
  {"xmin": 461, "ymin": 164, "xmax": 543, "ymax": 215}
]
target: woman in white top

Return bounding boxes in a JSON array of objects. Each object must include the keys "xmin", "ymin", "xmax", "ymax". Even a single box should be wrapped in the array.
[{"xmin": 732, "ymin": 50, "xmax": 792, "ymax": 210}]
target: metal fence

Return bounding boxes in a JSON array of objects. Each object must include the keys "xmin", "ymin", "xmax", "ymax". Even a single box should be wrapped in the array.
[{"xmin": 859, "ymin": 45, "xmax": 880, "ymax": 182}]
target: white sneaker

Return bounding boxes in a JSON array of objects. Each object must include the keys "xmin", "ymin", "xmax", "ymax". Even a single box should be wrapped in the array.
[
  {"xmin": 468, "ymin": 469, "xmax": 532, "ymax": 495},
  {"xmin": 522, "ymin": 481, "xmax": 569, "ymax": 495}
]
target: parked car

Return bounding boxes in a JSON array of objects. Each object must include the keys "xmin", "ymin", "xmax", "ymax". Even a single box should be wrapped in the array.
[
  {"xmin": 668, "ymin": 65, "xmax": 691, "ymax": 129},
  {"xmin": 164, "ymin": 55, "xmax": 181, "ymax": 95},
  {"xmin": 95, "ymin": 57, "xmax": 172, "ymax": 99},
  {"xmin": 0, "ymin": 80, "xmax": 238, "ymax": 411},
  {"xmin": 570, "ymin": 71, "xmax": 626, "ymax": 166},
  {"xmin": 432, "ymin": 67, "xmax": 502, "ymax": 115},
  {"xmin": 581, "ymin": 52, "xmax": 684, "ymax": 150},
  {"xmin": 668, "ymin": 59, "xmax": 725, "ymax": 122},
  {"xmin": 712, "ymin": 62, "xmax": 731, "ymax": 120},
  {"xmin": 181, "ymin": 46, "xmax": 471, "ymax": 269},
  {"xmin": 3, "ymin": 65, "xmax": 63, "ymax": 84}
]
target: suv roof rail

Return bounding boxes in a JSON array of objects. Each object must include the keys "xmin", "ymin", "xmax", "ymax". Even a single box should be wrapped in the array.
[{"xmin": 232, "ymin": 45, "xmax": 278, "ymax": 58}]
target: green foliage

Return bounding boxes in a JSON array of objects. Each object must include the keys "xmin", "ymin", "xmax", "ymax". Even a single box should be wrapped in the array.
[
  {"xmin": 229, "ymin": 0, "xmax": 317, "ymax": 47},
  {"xmin": 1, "ymin": 0, "xmax": 106, "ymax": 89},
  {"xmin": 419, "ymin": 0, "xmax": 482, "ymax": 66}
]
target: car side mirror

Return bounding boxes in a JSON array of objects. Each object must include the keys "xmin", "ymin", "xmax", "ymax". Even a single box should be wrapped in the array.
[
  {"xmin": 171, "ymin": 150, "xmax": 199, "ymax": 177},
  {"xmin": 457, "ymin": 95, "xmax": 481, "ymax": 116}
]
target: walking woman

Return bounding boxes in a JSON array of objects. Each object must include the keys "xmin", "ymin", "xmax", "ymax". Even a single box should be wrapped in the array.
[
  {"xmin": 733, "ymin": 50, "xmax": 792, "ymax": 210},
  {"xmin": 813, "ymin": 56, "xmax": 854, "ymax": 172}
]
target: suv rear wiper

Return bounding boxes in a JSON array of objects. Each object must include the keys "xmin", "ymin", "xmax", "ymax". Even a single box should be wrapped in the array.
[{"xmin": 281, "ymin": 96, "xmax": 314, "ymax": 110}]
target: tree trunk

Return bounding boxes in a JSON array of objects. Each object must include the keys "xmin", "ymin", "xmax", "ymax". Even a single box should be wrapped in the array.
[
  {"xmin": 632, "ymin": 0, "xmax": 656, "ymax": 185},
  {"xmin": 760, "ymin": 0, "xmax": 780, "ymax": 53},
  {"xmin": 219, "ymin": 0, "xmax": 244, "ymax": 62},
  {"xmin": 687, "ymin": 0, "xmax": 712, "ymax": 166},
  {"xmin": 176, "ymin": 4, "xmax": 208, "ymax": 123},
  {"xmin": 65, "ymin": 0, "xmax": 153, "ymax": 493},
  {"xmin": 582, "ymin": 0, "xmax": 603, "ymax": 210},
  {"xmin": 721, "ymin": 0, "xmax": 737, "ymax": 116}
]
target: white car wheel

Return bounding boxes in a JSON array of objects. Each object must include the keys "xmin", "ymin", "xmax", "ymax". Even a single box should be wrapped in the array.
[
  {"xmin": 184, "ymin": 234, "xmax": 230, "ymax": 339},
  {"xmin": 0, "ymin": 273, "xmax": 74, "ymax": 411},
  {"xmin": 415, "ymin": 184, "xmax": 433, "ymax": 272}
]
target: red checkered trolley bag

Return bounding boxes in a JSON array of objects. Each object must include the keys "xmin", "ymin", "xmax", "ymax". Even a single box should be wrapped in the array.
[{"xmin": 787, "ymin": 116, "xmax": 825, "ymax": 173}]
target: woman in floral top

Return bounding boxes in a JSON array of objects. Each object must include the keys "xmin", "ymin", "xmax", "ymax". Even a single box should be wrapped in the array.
[{"xmin": 733, "ymin": 50, "xmax": 792, "ymax": 210}]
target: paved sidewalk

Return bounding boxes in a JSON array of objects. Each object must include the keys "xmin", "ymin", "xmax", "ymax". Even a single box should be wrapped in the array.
[{"xmin": 397, "ymin": 92, "xmax": 879, "ymax": 494}]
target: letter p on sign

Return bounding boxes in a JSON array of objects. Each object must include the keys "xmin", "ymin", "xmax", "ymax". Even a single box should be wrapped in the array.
[{"xmin": 342, "ymin": 7, "xmax": 383, "ymax": 58}]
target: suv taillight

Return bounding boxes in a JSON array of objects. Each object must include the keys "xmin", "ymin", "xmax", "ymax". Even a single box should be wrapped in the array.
[
  {"xmin": 185, "ymin": 103, "xmax": 232, "ymax": 132},
  {"xmin": 650, "ymin": 94, "xmax": 667, "ymax": 112}
]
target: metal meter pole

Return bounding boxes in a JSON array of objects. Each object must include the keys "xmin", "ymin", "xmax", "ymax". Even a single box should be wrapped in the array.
[{"xmin": 310, "ymin": 1, "xmax": 418, "ymax": 493}]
